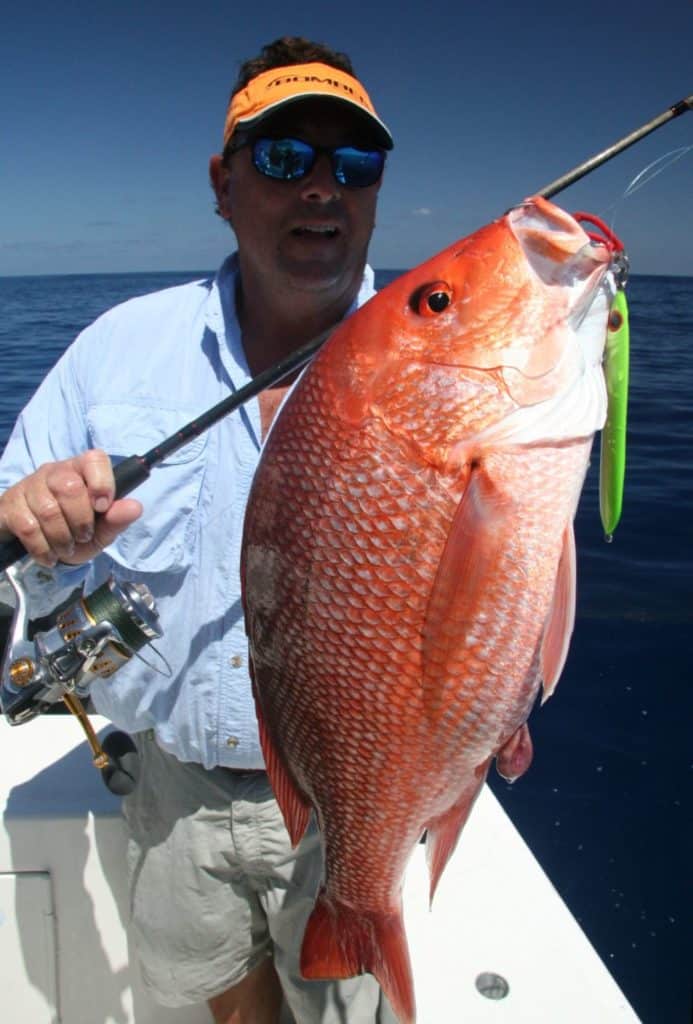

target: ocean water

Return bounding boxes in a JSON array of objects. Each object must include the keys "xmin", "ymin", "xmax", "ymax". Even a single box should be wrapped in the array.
[{"xmin": 0, "ymin": 269, "xmax": 691, "ymax": 1023}]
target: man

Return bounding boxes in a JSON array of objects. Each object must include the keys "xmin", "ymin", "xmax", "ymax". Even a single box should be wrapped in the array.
[{"xmin": 0, "ymin": 37, "xmax": 395, "ymax": 1024}]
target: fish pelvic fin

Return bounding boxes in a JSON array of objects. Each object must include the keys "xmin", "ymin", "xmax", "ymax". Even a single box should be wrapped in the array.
[
  {"xmin": 253, "ymin": 681, "xmax": 312, "ymax": 846},
  {"xmin": 540, "ymin": 523, "xmax": 577, "ymax": 703},
  {"xmin": 425, "ymin": 761, "xmax": 490, "ymax": 903},
  {"xmin": 495, "ymin": 722, "xmax": 534, "ymax": 782},
  {"xmin": 301, "ymin": 889, "xmax": 415, "ymax": 1024}
]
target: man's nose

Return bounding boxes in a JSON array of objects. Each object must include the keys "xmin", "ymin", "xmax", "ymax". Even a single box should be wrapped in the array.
[{"xmin": 299, "ymin": 154, "xmax": 341, "ymax": 202}]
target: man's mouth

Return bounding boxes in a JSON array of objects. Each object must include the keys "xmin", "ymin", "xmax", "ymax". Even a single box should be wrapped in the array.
[{"xmin": 290, "ymin": 224, "xmax": 340, "ymax": 239}]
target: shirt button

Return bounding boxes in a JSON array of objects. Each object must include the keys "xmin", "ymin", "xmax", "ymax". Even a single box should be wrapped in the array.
[
  {"xmin": 230, "ymin": 655, "xmax": 243, "ymax": 668},
  {"xmin": 226, "ymin": 736, "xmax": 239, "ymax": 749}
]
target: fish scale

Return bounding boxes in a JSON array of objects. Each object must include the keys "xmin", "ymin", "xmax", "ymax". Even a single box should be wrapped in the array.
[{"xmin": 242, "ymin": 196, "xmax": 619, "ymax": 1023}]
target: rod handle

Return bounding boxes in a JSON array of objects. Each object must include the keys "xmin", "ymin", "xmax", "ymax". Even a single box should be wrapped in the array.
[{"xmin": 113, "ymin": 455, "xmax": 150, "ymax": 498}]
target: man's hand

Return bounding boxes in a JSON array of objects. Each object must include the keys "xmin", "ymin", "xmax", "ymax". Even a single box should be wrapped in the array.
[{"xmin": 0, "ymin": 450, "xmax": 142, "ymax": 566}]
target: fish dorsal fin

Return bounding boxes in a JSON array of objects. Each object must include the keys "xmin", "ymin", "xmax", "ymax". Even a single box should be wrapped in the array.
[
  {"xmin": 540, "ymin": 523, "xmax": 577, "ymax": 703},
  {"xmin": 253, "ymin": 676, "xmax": 312, "ymax": 846},
  {"xmin": 422, "ymin": 462, "xmax": 515, "ymax": 715}
]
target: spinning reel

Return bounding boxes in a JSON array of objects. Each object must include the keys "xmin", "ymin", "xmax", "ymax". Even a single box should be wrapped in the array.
[{"xmin": 0, "ymin": 563, "xmax": 162, "ymax": 794}]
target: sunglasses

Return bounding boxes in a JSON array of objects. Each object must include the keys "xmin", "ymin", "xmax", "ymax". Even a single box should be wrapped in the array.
[{"xmin": 232, "ymin": 135, "xmax": 385, "ymax": 189}]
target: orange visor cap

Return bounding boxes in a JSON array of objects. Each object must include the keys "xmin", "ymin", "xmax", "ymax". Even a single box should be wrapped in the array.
[{"xmin": 223, "ymin": 62, "xmax": 394, "ymax": 151}]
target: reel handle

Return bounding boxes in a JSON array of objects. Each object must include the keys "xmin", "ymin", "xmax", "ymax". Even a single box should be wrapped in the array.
[{"xmin": 99, "ymin": 730, "xmax": 140, "ymax": 795}]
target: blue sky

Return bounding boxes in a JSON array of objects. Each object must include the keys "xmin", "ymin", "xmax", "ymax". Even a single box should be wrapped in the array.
[{"xmin": 2, "ymin": 0, "xmax": 691, "ymax": 277}]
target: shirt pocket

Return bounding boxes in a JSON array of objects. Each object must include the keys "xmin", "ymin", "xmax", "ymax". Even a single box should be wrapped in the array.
[{"xmin": 87, "ymin": 402, "xmax": 208, "ymax": 573}]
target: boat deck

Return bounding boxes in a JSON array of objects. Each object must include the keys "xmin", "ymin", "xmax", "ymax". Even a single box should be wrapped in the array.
[{"xmin": 0, "ymin": 716, "xmax": 641, "ymax": 1022}]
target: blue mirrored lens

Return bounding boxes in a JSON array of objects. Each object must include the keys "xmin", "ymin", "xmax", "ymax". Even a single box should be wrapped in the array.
[
  {"xmin": 332, "ymin": 147, "xmax": 385, "ymax": 187},
  {"xmin": 251, "ymin": 138, "xmax": 384, "ymax": 188},
  {"xmin": 252, "ymin": 138, "xmax": 314, "ymax": 180}
]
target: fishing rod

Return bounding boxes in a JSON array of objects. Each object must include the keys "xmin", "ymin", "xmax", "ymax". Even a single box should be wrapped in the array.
[
  {"xmin": 0, "ymin": 94, "xmax": 690, "ymax": 792},
  {"xmin": 536, "ymin": 94, "xmax": 692, "ymax": 199},
  {"xmin": 0, "ymin": 94, "xmax": 690, "ymax": 574}
]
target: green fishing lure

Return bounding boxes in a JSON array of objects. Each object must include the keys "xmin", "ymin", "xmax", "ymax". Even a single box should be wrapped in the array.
[{"xmin": 599, "ymin": 287, "xmax": 630, "ymax": 538}]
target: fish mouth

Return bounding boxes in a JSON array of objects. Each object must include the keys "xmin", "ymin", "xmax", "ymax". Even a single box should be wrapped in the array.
[{"xmin": 499, "ymin": 262, "xmax": 614, "ymax": 405}]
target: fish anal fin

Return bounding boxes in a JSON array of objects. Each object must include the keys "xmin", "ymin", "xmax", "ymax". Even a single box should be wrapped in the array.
[
  {"xmin": 301, "ymin": 888, "xmax": 415, "ymax": 1024},
  {"xmin": 540, "ymin": 523, "xmax": 577, "ymax": 703},
  {"xmin": 252, "ymin": 668, "xmax": 312, "ymax": 847},
  {"xmin": 425, "ymin": 761, "xmax": 490, "ymax": 903},
  {"xmin": 495, "ymin": 722, "xmax": 533, "ymax": 783},
  {"xmin": 422, "ymin": 464, "xmax": 514, "ymax": 714}
]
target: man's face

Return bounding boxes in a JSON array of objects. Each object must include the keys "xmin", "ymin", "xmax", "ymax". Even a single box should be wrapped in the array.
[{"xmin": 211, "ymin": 101, "xmax": 382, "ymax": 302}]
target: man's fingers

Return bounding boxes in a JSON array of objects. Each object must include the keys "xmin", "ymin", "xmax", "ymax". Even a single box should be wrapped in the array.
[
  {"xmin": 52, "ymin": 499, "xmax": 143, "ymax": 565},
  {"xmin": 77, "ymin": 449, "xmax": 116, "ymax": 512},
  {"xmin": 0, "ymin": 450, "xmax": 125, "ymax": 565},
  {"xmin": 0, "ymin": 492, "xmax": 59, "ymax": 566},
  {"xmin": 31, "ymin": 466, "xmax": 96, "ymax": 555},
  {"xmin": 93, "ymin": 499, "xmax": 143, "ymax": 549}
]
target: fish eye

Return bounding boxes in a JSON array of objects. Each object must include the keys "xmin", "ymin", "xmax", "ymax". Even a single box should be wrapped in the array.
[{"xmin": 412, "ymin": 282, "xmax": 453, "ymax": 317}]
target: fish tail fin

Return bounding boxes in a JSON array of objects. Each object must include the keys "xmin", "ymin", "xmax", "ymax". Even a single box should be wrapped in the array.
[{"xmin": 301, "ymin": 888, "xmax": 415, "ymax": 1024}]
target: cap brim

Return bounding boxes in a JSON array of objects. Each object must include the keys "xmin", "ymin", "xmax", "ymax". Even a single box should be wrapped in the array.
[{"xmin": 237, "ymin": 93, "xmax": 394, "ymax": 150}]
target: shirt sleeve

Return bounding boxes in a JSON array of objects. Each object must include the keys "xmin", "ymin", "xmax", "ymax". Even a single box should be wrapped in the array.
[
  {"xmin": 0, "ymin": 329, "xmax": 96, "ymax": 612},
  {"xmin": 0, "ymin": 330, "xmax": 92, "ymax": 486}
]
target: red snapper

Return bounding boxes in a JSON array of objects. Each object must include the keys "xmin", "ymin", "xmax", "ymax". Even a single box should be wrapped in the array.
[{"xmin": 241, "ymin": 196, "xmax": 622, "ymax": 1023}]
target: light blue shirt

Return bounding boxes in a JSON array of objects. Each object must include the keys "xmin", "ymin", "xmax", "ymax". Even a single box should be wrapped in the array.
[{"xmin": 0, "ymin": 254, "xmax": 377, "ymax": 769}]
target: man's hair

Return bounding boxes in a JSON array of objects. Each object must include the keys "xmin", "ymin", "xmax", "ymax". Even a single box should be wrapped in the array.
[{"xmin": 231, "ymin": 37, "xmax": 355, "ymax": 95}]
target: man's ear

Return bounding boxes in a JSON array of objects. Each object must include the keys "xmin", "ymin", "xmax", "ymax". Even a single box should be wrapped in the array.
[{"xmin": 209, "ymin": 154, "xmax": 232, "ymax": 220}]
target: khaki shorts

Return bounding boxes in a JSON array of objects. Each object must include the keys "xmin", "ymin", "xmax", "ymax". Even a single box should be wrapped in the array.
[{"xmin": 122, "ymin": 733, "xmax": 394, "ymax": 1022}]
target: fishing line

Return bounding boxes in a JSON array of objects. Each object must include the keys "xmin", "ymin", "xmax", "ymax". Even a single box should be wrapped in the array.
[
  {"xmin": 596, "ymin": 145, "xmax": 693, "ymax": 243},
  {"xmin": 622, "ymin": 145, "xmax": 693, "ymax": 198}
]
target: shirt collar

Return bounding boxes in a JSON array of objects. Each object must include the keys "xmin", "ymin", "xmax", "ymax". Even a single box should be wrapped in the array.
[
  {"xmin": 204, "ymin": 253, "xmax": 250, "ymax": 384},
  {"xmin": 204, "ymin": 252, "xmax": 377, "ymax": 385}
]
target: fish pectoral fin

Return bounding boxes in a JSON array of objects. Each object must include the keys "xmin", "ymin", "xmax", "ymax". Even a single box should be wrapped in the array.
[
  {"xmin": 425, "ymin": 761, "xmax": 490, "ymax": 903},
  {"xmin": 253, "ymin": 673, "xmax": 312, "ymax": 847},
  {"xmin": 422, "ymin": 463, "xmax": 515, "ymax": 713},
  {"xmin": 539, "ymin": 523, "xmax": 576, "ymax": 703}
]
